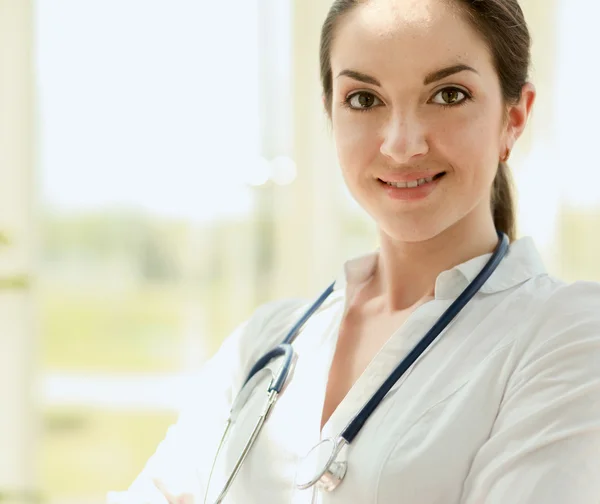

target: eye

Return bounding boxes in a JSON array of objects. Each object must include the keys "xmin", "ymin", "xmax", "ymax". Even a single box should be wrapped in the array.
[
  {"xmin": 344, "ymin": 91, "xmax": 383, "ymax": 111},
  {"xmin": 431, "ymin": 87, "xmax": 471, "ymax": 107}
]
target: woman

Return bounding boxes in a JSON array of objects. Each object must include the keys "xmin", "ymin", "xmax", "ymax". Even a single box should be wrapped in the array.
[{"xmin": 108, "ymin": 0, "xmax": 600, "ymax": 502}]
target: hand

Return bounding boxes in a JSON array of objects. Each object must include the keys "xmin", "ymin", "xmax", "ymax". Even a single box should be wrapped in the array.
[{"xmin": 153, "ymin": 478, "xmax": 195, "ymax": 504}]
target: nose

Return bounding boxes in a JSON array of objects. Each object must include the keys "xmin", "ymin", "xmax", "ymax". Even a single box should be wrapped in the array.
[{"xmin": 379, "ymin": 110, "xmax": 429, "ymax": 164}]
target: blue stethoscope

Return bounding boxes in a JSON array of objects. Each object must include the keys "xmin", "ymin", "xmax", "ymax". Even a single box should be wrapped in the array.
[{"xmin": 204, "ymin": 232, "xmax": 510, "ymax": 503}]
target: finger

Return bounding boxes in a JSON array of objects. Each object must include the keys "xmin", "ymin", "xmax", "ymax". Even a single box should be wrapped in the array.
[{"xmin": 152, "ymin": 478, "xmax": 178, "ymax": 503}]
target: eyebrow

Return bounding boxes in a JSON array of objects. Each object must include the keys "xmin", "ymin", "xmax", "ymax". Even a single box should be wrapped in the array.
[{"xmin": 336, "ymin": 64, "xmax": 479, "ymax": 87}]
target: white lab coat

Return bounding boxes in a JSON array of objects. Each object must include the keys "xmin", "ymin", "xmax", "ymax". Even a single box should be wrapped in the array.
[{"xmin": 108, "ymin": 237, "xmax": 600, "ymax": 504}]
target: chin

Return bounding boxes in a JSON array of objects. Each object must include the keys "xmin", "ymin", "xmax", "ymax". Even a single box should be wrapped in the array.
[
  {"xmin": 377, "ymin": 217, "xmax": 450, "ymax": 244},
  {"xmin": 373, "ymin": 206, "xmax": 460, "ymax": 243}
]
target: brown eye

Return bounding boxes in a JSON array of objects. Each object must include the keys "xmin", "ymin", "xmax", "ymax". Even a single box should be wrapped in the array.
[
  {"xmin": 442, "ymin": 89, "xmax": 461, "ymax": 103},
  {"xmin": 431, "ymin": 87, "xmax": 468, "ymax": 106},
  {"xmin": 347, "ymin": 92, "xmax": 381, "ymax": 110}
]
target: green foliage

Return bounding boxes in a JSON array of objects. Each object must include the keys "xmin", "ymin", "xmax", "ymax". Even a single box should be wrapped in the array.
[
  {"xmin": 0, "ymin": 229, "xmax": 10, "ymax": 246},
  {"xmin": 0, "ymin": 273, "xmax": 30, "ymax": 290}
]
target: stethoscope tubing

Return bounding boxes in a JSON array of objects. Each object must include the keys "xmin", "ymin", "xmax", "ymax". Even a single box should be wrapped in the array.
[
  {"xmin": 243, "ymin": 281, "xmax": 336, "ymax": 389},
  {"xmin": 341, "ymin": 231, "xmax": 509, "ymax": 443},
  {"xmin": 207, "ymin": 231, "xmax": 510, "ymax": 501}
]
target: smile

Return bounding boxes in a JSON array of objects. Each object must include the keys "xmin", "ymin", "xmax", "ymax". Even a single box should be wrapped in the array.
[
  {"xmin": 377, "ymin": 172, "xmax": 446, "ymax": 201},
  {"xmin": 380, "ymin": 172, "xmax": 446, "ymax": 189}
]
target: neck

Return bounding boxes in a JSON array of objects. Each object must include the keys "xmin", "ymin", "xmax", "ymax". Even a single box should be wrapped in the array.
[{"xmin": 372, "ymin": 210, "xmax": 499, "ymax": 313}]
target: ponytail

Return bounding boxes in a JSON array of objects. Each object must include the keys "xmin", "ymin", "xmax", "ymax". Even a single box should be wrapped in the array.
[{"xmin": 491, "ymin": 161, "xmax": 517, "ymax": 241}]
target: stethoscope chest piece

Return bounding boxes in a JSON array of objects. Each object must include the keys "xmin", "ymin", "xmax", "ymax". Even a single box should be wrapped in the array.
[
  {"xmin": 295, "ymin": 437, "xmax": 348, "ymax": 492},
  {"xmin": 204, "ymin": 231, "xmax": 509, "ymax": 503}
]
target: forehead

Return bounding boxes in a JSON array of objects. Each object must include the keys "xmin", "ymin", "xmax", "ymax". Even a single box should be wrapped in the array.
[{"xmin": 331, "ymin": 0, "xmax": 492, "ymax": 77}]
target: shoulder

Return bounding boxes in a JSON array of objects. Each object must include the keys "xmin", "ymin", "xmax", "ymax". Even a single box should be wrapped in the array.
[
  {"xmin": 231, "ymin": 296, "xmax": 310, "ymax": 369},
  {"xmin": 511, "ymin": 278, "xmax": 600, "ymax": 377},
  {"xmin": 504, "ymin": 272, "xmax": 600, "ymax": 324},
  {"xmin": 526, "ymin": 278, "xmax": 600, "ymax": 338},
  {"xmin": 245, "ymin": 297, "xmax": 310, "ymax": 343},
  {"xmin": 187, "ymin": 296, "xmax": 310, "ymax": 403},
  {"xmin": 545, "ymin": 279, "xmax": 600, "ymax": 315}
]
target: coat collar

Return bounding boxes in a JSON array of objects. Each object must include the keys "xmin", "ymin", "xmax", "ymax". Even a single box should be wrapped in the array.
[{"xmin": 334, "ymin": 236, "xmax": 547, "ymax": 300}]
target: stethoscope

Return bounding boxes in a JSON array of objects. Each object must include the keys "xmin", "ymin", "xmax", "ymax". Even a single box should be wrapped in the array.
[{"xmin": 204, "ymin": 231, "xmax": 509, "ymax": 503}]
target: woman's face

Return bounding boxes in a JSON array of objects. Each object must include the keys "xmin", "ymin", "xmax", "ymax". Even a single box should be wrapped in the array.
[{"xmin": 330, "ymin": 0, "xmax": 517, "ymax": 243}]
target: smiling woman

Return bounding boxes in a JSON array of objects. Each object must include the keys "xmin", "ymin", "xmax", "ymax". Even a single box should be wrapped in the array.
[{"xmin": 109, "ymin": 1, "xmax": 600, "ymax": 503}]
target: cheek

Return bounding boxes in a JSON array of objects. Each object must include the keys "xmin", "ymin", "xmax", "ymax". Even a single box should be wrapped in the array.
[
  {"xmin": 434, "ymin": 107, "xmax": 501, "ymax": 183},
  {"xmin": 333, "ymin": 114, "xmax": 380, "ymax": 176}
]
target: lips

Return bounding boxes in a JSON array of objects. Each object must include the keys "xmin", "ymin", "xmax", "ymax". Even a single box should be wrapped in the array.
[{"xmin": 376, "ymin": 171, "xmax": 446, "ymax": 201}]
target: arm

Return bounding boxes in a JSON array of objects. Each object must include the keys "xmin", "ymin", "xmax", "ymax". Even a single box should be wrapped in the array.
[
  {"xmin": 106, "ymin": 298, "xmax": 306, "ymax": 504},
  {"xmin": 106, "ymin": 319, "xmax": 250, "ymax": 504},
  {"xmin": 460, "ymin": 282, "xmax": 600, "ymax": 504}
]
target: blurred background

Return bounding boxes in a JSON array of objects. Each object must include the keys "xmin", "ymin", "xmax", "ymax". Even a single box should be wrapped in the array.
[{"xmin": 1, "ymin": 0, "xmax": 599, "ymax": 503}]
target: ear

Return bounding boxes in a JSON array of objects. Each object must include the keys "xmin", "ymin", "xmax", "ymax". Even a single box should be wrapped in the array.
[{"xmin": 503, "ymin": 82, "xmax": 536, "ymax": 152}]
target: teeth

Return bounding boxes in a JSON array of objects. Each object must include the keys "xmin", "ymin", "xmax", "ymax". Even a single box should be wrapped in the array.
[{"xmin": 386, "ymin": 176, "xmax": 434, "ymax": 188}]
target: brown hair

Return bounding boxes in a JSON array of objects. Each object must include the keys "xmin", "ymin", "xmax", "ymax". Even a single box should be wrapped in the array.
[{"xmin": 319, "ymin": 0, "xmax": 532, "ymax": 241}]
